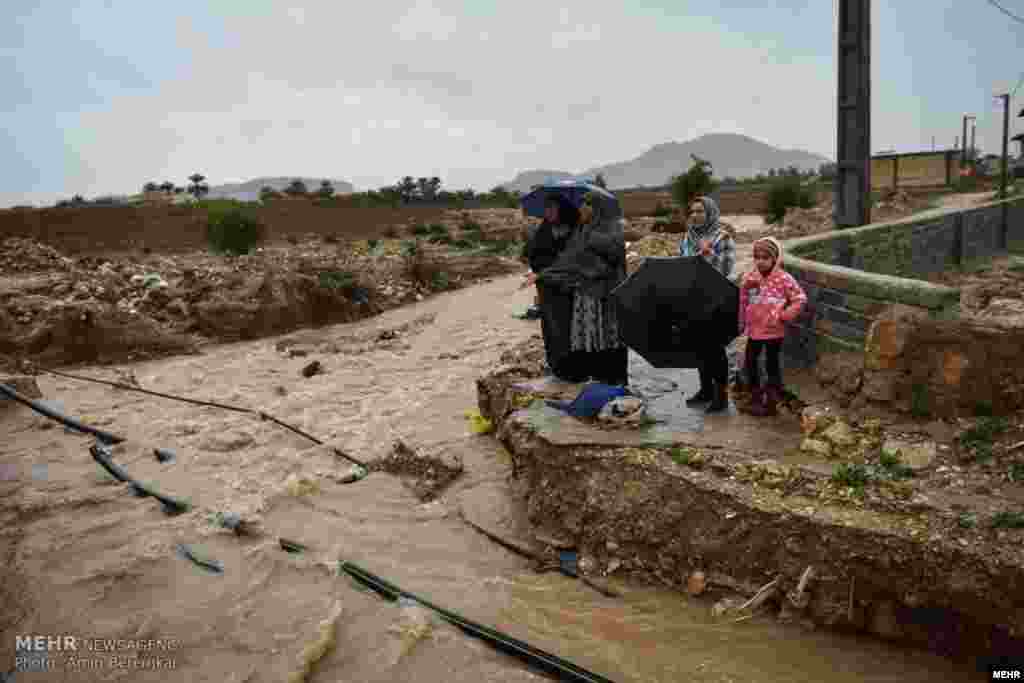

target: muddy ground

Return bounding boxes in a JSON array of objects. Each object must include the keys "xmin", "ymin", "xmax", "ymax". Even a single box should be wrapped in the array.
[{"xmin": 477, "ymin": 334, "xmax": 1024, "ymax": 662}]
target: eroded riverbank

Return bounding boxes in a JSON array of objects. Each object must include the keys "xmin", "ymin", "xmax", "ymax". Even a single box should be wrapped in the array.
[{"xmin": 2, "ymin": 273, "xmax": 986, "ymax": 682}]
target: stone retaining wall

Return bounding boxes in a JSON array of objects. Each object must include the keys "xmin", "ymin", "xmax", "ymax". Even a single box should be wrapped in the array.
[{"xmin": 781, "ymin": 196, "xmax": 1024, "ymax": 369}]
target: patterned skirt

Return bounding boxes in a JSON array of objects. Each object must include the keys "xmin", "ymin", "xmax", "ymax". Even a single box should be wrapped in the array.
[{"xmin": 570, "ymin": 291, "xmax": 622, "ymax": 352}]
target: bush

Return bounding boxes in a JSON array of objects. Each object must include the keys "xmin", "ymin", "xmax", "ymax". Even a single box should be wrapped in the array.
[
  {"xmin": 652, "ymin": 202, "xmax": 673, "ymax": 218},
  {"xmin": 318, "ymin": 270, "xmax": 357, "ymax": 292},
  {"xmin": 460, "ymin": 219, "xmax": 483, "ymax": 233},
  {"xmin": 206, "ymin": 207, "xmax": 266, "ymax": 255},
  {"xmin": 764, "ymin": 177, "xmax": 816, "ymax": 225},
  {"xmin": 411, "ymin": 223, "xmax": 430, "ymax": 236},
  {"xmin": 367, "ymin": 239, "xmax": 379, "ymax": 250},
  {"xmin": 670, "ymin": 155, "xmax": 719, "ymax": 210}
]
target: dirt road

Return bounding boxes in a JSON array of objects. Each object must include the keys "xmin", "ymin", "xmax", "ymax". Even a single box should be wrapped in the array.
[{"xmin": 1, "ymin": 272, "xmax": 975, "ymax": 682}]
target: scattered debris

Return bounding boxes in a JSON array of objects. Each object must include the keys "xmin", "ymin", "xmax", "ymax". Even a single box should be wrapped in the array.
[
  {"xmin": 176, "ymin": 544, "xmax": 224, "ymax": 574},
  {"xmin": 286, "ymin": 600, "xmax": 343, "ymax": 683},
  {"xmin": 301, "ymin": 361, "xmax": 323, "ymax": 378}
]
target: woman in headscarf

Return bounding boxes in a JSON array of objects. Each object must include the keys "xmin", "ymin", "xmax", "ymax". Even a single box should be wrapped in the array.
[
  {"xmin": 679, "ymin": 195, "xmax": 736, "ymax": 413},
  {"xmin": 522, "ymin": 195, "xmax": 586, "ymax": 381},
  {"xmin": 523, "ymin": 190, "xmax": 629, "ymax": 386}
]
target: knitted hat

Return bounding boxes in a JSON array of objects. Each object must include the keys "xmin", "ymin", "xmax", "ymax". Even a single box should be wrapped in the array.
[{"xmin": 752, "ymin": 236, "xmax": 782, "ymax": 262}]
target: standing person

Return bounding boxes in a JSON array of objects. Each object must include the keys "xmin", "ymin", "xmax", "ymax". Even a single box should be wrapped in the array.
[
  {"xmin": 520, "ymin": 195, "xmax": 586, "ymax": 381},
  {"xmin": 523, "ymin": 191, "xmax": 629, "ymax": 386},
  {"xmin": 679, "ymin": 195, "xmax": 736, "ymax": 413},
  {"xmin": 738, "ymin": 237, "xmax": 807, "ymax": 416}
]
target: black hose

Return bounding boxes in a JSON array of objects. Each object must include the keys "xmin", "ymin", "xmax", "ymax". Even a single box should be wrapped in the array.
[
  {"xmin": 339, "ymin": 560, "xmax": 618, "ymax": 683},
  {"xmin": 0, "ymin": 383, "xmax": 124, "ymax": 444},
  {"xmin": 90, "ymin": 443, "xmax": 190, "ymax": 515},
  {"xmin": 32, "ymin": 367, "xmax": 367, "ymax": 468}
]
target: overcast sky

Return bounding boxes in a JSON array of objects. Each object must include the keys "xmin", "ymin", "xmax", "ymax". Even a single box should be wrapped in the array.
[{"xmin": 1, "ymin": 0, "xmax": 1021, "ymax": 207}]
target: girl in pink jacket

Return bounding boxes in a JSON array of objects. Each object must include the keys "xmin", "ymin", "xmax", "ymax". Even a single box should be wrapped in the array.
[{"xmin": 738, "ymin": 237, "xmax": 807, "ymax": 416}]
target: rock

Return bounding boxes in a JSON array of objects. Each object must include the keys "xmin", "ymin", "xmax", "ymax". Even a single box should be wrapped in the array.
[
  {"xmin": 821, "ymin": 420, "xmax": 858, "ymax": 449},
  {"xmin": 861, "ymin": 370, "xmax": 901, "ymax": 402},
  {"xmin": 800, "ymin": 438, "xmax": 833, "ymax": 458},
  {"xmin": 301, "ymin": 360, "xmax": 323, "ymax": 378},
  {"xmin": 800, "ymin": 405, "xmax": 836, "ymax": 436},
  {"xmin": 289, "ymin": 348, "xmax": 309, "ymax": 358},
  {"xmin": 687, "ymin": 570, "xmax": 706, "ymax": 596},
  {"xmin": 982, "ymin": 297, "xmax": 1024, "ymax": 327},
  {"xmin": 201, "ymin": 429, "xmax": 256, "ymax": 453},
  {"xmin": 882, "ymin": 439, "xmax": 938, "ymax": 471}
]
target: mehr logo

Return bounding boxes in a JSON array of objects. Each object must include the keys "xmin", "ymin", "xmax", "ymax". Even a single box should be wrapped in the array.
[{"xmin": 14, "ymin": 635, "xmax": 77, "ymax": 673}]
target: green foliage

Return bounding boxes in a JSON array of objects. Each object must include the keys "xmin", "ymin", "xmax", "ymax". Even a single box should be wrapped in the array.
[
  {"xmin": 411, "ymin": 223, "xmax": 430, "ymax": 236},
  {"xmin": 831, "ymin": 463, "xmax": 871, "ymax": 492},
  {"xmin": 910, "ymin": 383, "xmax": 931, "ymax": 419},
  {"xmin": 426, "ymin": 223, "xmax": 452, "ymax": 244},
  {"xmin": 668, "ymin": 446, "xmax": 697, "ymax": 466},
  {"xmin": 652, "ymin": 202, "xmax": 673, "ymax": 218},
  {"xmin": 764, "ymin": 176, "xmax": 817, "ymax": 224},
  {"xmin": 431, "ymin": 270, "xmax": 450, "ymax": 290},
  {"xmin": 367, "ymin": 238, "xmax": 379, "ymax": 251},
  {"xmin": 957, "ymin": 512, "xmax": 978, "ymax": 529},
  {"xmin": 954, "ymin": 174, "xmax": 980, "ymax": 194},
  {"xmin": 877, "ymin": 451, "xmax": 915, "ymax": 480},
  {"xmin": 1008, "ymin": 462, "xmax": 1024, "ymax": 484},
  {"xmin": 460, "ymin": 219, "xmax": 483, "ymax": 233},
  {"xmin": 318, "ymin": 270, "xmax": 357, "ymax": 292},
  {"xmin": 205, "ymin": 206, "xmax": 266, "ymax": 255},
  {"xmin": 990, "ymin": 511, "xmax": 1024, "ymax": 529},
  {"xmin": 670, "ymin": 154, "xmax": 719, "ymax": 210},
  {"xmin": 958, "ymin": 416, "xmax": 1009, "ymax": 463}
]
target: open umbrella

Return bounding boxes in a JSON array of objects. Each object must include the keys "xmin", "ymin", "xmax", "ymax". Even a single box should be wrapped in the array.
[
  {"xmin": 610, "ymin": 256, "xmax": 739, "ymax": 368},
  {"xmin": 520, "ymin": 179, "xmax": 619, "ymax": 219}
]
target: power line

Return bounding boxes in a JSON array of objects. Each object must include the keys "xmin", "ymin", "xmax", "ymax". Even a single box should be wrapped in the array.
[{"xmin": 985, "ymin": 0, "xmax": 1024, "ymax": 24}]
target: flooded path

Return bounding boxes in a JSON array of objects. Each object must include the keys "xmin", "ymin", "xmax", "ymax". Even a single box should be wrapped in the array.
[{"xmin": 1, "ymin": 272, "xmax": 979, "ymax": 681}]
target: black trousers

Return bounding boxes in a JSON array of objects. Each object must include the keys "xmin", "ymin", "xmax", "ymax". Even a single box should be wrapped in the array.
[
  {"xmin": 745, "ymin": 338, "xmax": 783, "ymax": 387},
  {"xmin": 698, "ymin": 344, "xmax": 729, "ymax": 387}
]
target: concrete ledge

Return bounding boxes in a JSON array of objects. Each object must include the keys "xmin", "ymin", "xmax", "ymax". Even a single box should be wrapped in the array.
[{"xmin": 785, "ymin": 257, "xmax": 961, "ymax": 311}]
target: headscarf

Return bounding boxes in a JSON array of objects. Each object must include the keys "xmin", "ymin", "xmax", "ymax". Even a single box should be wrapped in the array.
[
  {"xmin": 680, "ymin": 195, "xmax": 724, "ymax": 256},
  {"xmin": 752, "ymin": 236, "xmax": 783, "ymax": 275},
  {"xmin": 537, "ymin": 191, "xmax": 626, "ymax": 298}
]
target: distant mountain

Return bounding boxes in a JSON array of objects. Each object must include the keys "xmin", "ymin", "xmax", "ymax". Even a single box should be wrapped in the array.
[
  {"xmin": 207, "ymin": 177, "xmax": 354, "ymax": 201},
  {"xmin": 500, "ymin": 134, "xmax": 832, "ymax": 192}
]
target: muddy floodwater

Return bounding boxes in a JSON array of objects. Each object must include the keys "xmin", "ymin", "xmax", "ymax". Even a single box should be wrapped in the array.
[{"xmin": 1, "ymin": 273, "xmax": 980, "ymax": 682}]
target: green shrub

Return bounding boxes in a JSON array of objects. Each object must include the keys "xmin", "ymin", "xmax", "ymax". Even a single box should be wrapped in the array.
[
  {"xmin": 431, "ymin": 271, "xmax": 450, "ymax": 290},
  {"xmin": 427, "ymin": 223, "xmax": 448, "ymax": 235},
  {"xmin": 652, "ymin": 202, "xmax": 673, "ymax": 218},
  {"xmin": 367, "ymin": 238, "xmax": 379, "ymax": 250},
  {"xmin": 831, "ymin": 463, "xmax": 871, "ymax": 492},
  {"xmin": 958, "ymin": 416, "xmax": 1009, "ymax": 463},
  {"xmin": 460, "ymin": 219, "xmax": 483, "ymax": 233},
  {"xmin": 910, "ymin": 383, "xmax": 931, "ymax": 419},
  {"xmin": 764, "ymin": 177, "xmax": 816, "ymax": 225},
  {"xmin": 319, "ymin": 270, "xmax": 357, "ymax": 292},
  {"xmin": 990, "ymin": 511, "xmax": 1024, "ymax": 529},
  {"xmin": 452, "ymin": 238, "xmax": 477, "ymax": 250},
  {"xmin": 206, "ymin": 207, "xmax": 266, "ymax": 255},
  {"xmin": 411, "ymin": 223, "xmax": 430, "ymax": 236}
]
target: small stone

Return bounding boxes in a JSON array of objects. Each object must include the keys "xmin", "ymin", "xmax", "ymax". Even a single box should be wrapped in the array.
[
  {"xmin": 822, "ymin": 420, "xmax": 858, "ymax": 448},
  {"xmin": 686, "ymin": 570, "xmax": 706, "ymax": 596},
  {"xmin": 301, "ymin": 360, "xmax": 323, "ymax": 378},
  {"xmin": 800, "ymin": 438, "xmax": 833, "ymax": 458},
  {"xmin": 605, "ymin": 540, "xmax": 620, "ymax": 552}
]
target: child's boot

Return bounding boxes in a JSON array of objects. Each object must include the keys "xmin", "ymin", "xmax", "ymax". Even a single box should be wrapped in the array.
[
  {"xmin": 762, "ymin": 384, "xmax": 782, "ymax": 417},
  {"xmin": 747, "ymin": 385, "xmax": 768, "ymax": 416}
]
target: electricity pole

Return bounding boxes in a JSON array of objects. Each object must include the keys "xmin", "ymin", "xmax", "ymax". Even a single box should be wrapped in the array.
[
  {"xmin": 835, "ymin": 0, "xmax": 871, "ymax": 228},
  {"xmin": 970, "ymin": 121, "xmax": 976, "ymax": 161},
  {"xmin": 996, "ymin": 93, "xmax": 1010, "ymax": 199},
  {"xmin": 962, "ymin": 115, "xmax": 976, "ymax": 169}
]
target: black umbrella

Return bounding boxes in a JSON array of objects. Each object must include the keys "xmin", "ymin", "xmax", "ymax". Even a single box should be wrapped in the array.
[{"xmin": 611, "ymin": 256, "xmax": 740, "ymax": 368}]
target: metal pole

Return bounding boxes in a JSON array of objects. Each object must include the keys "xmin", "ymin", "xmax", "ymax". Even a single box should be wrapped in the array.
[
  {"xmin": 970, "ymin": 122, "xmax": 976, "ymax": 162},
  {"xmin": 962, "ymin": 116, "xmax": 968, "ymax": 168},
  {"xmin": 999, "ymin": 94, "xmax": 1010, "ymax": 199},
  {"xmin": 835, "ymin": 0, "xmax": 871, "ymax": 228}
]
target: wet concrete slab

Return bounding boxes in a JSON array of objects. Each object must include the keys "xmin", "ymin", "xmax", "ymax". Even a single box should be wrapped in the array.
[{"xmin": 509, "ymin": 350, "xmax": 805, "ymax": 457}]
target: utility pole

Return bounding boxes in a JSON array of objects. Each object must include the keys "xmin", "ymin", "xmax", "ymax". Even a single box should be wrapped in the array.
[
  {"xmin": 970, "ymin": 121, "xmax": 976, "ymax": 162},
  {"xmin": 962, "ymin": 115, "xmax": 976, "ymax": 169},
  {"xmin": 932, "ymin": 135, "xmax": 936, "ymax": 151},
  {"xmin": 835, "ymin": 0, "xmax": 871, "ymax": 228},
  {"xmin": 997, "ymin": 93, "xmax": 1010, "ymax": 199}
]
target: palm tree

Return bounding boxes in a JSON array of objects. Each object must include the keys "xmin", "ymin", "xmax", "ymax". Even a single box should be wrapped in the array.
[{"xmin": 187, "ymin": 173, "xmax": 209, "ymax": 198}]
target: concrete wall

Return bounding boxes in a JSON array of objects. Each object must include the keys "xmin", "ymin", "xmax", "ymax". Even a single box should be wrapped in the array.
[{"xmin": 780, "ymin": 195, "xmax": 1024, "ymax": 368}]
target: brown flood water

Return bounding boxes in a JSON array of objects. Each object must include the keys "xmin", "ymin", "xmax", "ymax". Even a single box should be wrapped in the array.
[{"xmin": 1, "ymin": 272, "xmax": 980, "ymax": 682}]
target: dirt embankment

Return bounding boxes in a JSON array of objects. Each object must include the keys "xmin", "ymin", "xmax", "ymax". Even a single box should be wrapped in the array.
[
  {"xmin": 476, "ymin": 336, "xmax": 1024, "ymax": 660},
  {"xmin": 0, "ymin": 209, "xmax": 535, "ymax": 370}
]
